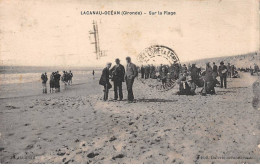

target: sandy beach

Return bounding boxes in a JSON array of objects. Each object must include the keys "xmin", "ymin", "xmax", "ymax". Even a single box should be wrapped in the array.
[{"xmin": 0, "ymin": 72, "xmax": 260, "ymax": 164}]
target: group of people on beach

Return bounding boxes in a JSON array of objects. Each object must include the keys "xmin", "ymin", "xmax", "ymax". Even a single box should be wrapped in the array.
[
  {"xmin": 176, "ymin": 61, "xmax": 237, "ymax": 95},
  {"xmin": 99, "ymin": 57, "xmax": 137, "ymax": 102},
  {"xmin": 145, "ymin": 61, "xmax": 238, "ymax": 96},
  {"xmin": 41, "ymin": 71, "xmax": 73, "ymax": 94},
  {"xmin": 99, "ymin": 54, "xmax": 242, "ymax": 101}
]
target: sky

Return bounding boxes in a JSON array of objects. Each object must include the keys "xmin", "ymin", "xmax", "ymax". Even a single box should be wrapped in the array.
[{"xmin": 0, "ymin": 0, "xmax": 259, "ymax": 67}]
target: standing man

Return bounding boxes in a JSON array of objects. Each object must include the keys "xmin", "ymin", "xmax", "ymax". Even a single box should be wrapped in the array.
[
  {"xmin": 218, "ymin": 61, "xmax": 227, "ymax": 88},
  {"xmin": 41, "ymin": 72, "xmax": 48, "ymax": 94},
  {"xmin": 144, "ymin": 65, "xmax": 150, "ymax": 79},
  {"xmin": 227, "ymin": 63, "xmax": 231, "ymax": 78},
  {"xmin": 190, "ymin": 64, "xmax": 199, "ymax": 85},
  {"xmin": 99, "ymin": 63, "xmax": 112, "ymax": 101},
  {"xmin": 140, "ymin": 65, "xmax": 145, "ymax": 79},
  {"xmin": 110, "ymin": 58, "xmax": 125, "ymax": 101},
  {"xmin": 125, "ymin": 57, "xmax": 138, "ymax": 102},
  {"xmin": 212, "ymin": 62, "xmax": 218, "ymax": 80}
]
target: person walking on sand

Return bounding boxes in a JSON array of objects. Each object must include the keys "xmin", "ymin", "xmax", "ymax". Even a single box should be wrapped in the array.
[
  {"xmin": 110, "ymin": 58, "xmax": 125, "ymax": 101},
  {"xmin": 125, "ymin": 57, "xmax": 138, "ymax": 102},
  {"xmin": 99, "ymin": 63, "xmax": 112, "ymax": 101},
  {"xmin": 41, "ymin": 72, "xmax": 48, "ymax": 94},
  {"xmin": 92, "ymin": 70, "xmax": 95, "ymax": 79},
  {"xmin": 218, "ymin": 61, "xmax": 228, "ymax": 88}
]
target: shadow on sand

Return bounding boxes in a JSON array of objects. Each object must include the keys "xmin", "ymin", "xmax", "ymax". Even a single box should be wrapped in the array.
[{"xmin": 136, "ymin": 98, "xmax": 177, "ymax": 103}]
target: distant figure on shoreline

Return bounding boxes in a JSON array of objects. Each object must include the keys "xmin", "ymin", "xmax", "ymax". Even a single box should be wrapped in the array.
[
  {"xmin": 61, "ymin": 71, "xmax": 73, "ymax": 87},
  {"xmin": 49, "ymin": 71, "xmax": 61, "ymax": 93},
  {"xmin": 92, "ymin": 70, "xmax": 95, "ymax": 79},
  {"xmin": 125, "ymin": 57, "xmax": 138, "ymax": 102},
  {"xmin": 110, "ymin": 58, "xmax": 125, "ymax": 101},
  {"xmin": 41, "ymin": 72, "xmax": 48, "ymax": 94},
  {"xmin": 99, "ymin": 63, "xmax": 112, "ymax": 101},
  {"xmin": 69, "ymin": 70, "xmax": 73, "ymax": 85},
  {"xmin": 50, "ymin": 72, "xmax": 55, "ymax": 93},
  {"xmin": 55, "ymin": 71, "xmax": 61, "ymax": 92}
]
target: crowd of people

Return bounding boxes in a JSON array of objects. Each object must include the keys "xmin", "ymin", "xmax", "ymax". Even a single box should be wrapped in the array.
[
  {"xmin": 237, "ymin": 64, "xmax": 259, "ymax": 76},
  {"xmin": 138, "ymin": 61, "xmax": 239, "ymax": 96},
  {"xmin": 40, "ymin": 59, "xmax": 247, "ymax": 100},
  {"xmin": 98, "ymin": 56, "xmax": 242, "ymax": 102},
  {"xmin": 41, "ymin": 71, "xmax": 73, "ymax": 94}
]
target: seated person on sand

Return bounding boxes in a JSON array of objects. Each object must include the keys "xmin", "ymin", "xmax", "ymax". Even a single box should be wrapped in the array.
[
  {"xmin": 232, "ymin": 71, "xmax": 240, "ymax": 78},
  {"xmin": 177, "ymin": 73, "xmax": 196, "ymax": 95}
]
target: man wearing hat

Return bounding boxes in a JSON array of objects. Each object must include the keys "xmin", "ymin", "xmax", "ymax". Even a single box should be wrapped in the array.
[
  {"xmin": 99, "ymin": 62, "xmax": 112, "ymax": 101},
  {"xmin": 218, "ymin": 61, "xmax": 227, "ymax": 88},
  {"xmin": 110, "ymin": 58, "xmax": 125, "ymax": 101},
  {"xmin": 190, "ymin": 63, "xmax": 199, "ymax": 85},
  {"xmin": 125, "ymin": 57, "xmax": 138, "ymax": 102},
  {"xmin": 212, "ymin": 62, "xmax": 218, "ymax": 80}
]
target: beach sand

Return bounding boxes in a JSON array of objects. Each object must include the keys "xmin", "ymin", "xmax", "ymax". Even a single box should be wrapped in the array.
[{"xmin": 0, "ymin": 72, "xmax": 259, "ymax": 164}]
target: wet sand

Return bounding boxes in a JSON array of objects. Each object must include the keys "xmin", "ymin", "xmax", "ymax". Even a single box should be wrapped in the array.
[{"xmin": 0, "ymin": 72, "xmax": 259, "ymax": 164}]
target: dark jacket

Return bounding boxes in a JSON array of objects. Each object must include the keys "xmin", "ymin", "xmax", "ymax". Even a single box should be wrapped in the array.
[
  {"xmin": 110, "ymin": 64, "xmax": 125, "ymax": 82},
  {"xmin": 218, "ymin": 65, "xmax": 227, "ymax": 77},
  {"xmin": 190, "ymin": 66, "xmax": 199, "ymax": 81},
  {"xmin": 205, "ymin": 66, "xmax": 213, "ymax": 82},
  {"xmin": 41, "ymin": 74, "xmax": 48, "ymax": 84},
  {"xmin": 99, "ymin": 67, "xmax": 110, "ymax": 86},
  {"xmin": 213, "ymin": 65, "xmax": 218, "ymax": 73}
]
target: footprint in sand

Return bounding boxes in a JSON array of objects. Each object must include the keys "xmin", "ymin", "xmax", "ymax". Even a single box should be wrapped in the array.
[
  {"xmin": 109, "ymin": 136, "xmax": 117, "ymax": 142},
  {"xmin": 87, "ymin": 152, "xmax": 99, "ymax": 158},
  {"xmin": 112, "ymin": 154, "xmax": 125, "ymax": 160},
  {"xmin": 25, "ymin": 144, "xmax": 34, "ymax": 150}
]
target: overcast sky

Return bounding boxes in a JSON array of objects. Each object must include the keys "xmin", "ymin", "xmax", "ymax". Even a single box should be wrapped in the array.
[{"xmin": 0, "ymin": 0, "xmax": 259, "ymax": 67}]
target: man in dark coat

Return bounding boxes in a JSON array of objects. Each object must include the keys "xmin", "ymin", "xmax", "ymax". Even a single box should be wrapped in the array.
[
  {"xmin": 110, "ymin": 59, "xmax": 125, "ymax": 101},
  {"xmin": 41, "ymin": 72, "xmax": 48, "ymax": 94},
  {"xmin": 212, "ymin": 62, "xmax": 218, "ymax": 79},
  {"xmin": 227, "ymin": 63, "xmax": 231, "ymax": 78},
  {"xmin": 99, "ymin": 62, "xmax": 112, "ymax": 101},
  {"xmin": 140, "ymin": 65, "xmax": 145, "ymax": 79},
  {"xmin": 54, "ymin": 71, "xmax": 61, "ymax": 92},
  {"xmin": 144, "ymin": 65, "xmax": 150, "ymax": 79},
  {"xmin": 218, "ymin": 61, "xmax": 227, "ymax": 88},
  {"xmin": 190, "ymin": 64, "xmax": 199, "ymax": 84},
  {"xmin": 125, "ymin": 57, "xmax": 138, "ymax": 102}
]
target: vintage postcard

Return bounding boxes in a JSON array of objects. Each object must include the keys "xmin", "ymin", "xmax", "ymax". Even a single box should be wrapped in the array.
[{"xmin": 0, "ymin": 0, "xmax": 259, "ymax": 164}]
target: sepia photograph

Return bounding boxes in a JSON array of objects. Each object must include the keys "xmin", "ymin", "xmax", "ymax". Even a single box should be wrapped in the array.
[{"xmin": 0, "ymin": 0, "xmax": 259, "ymax": 164}]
